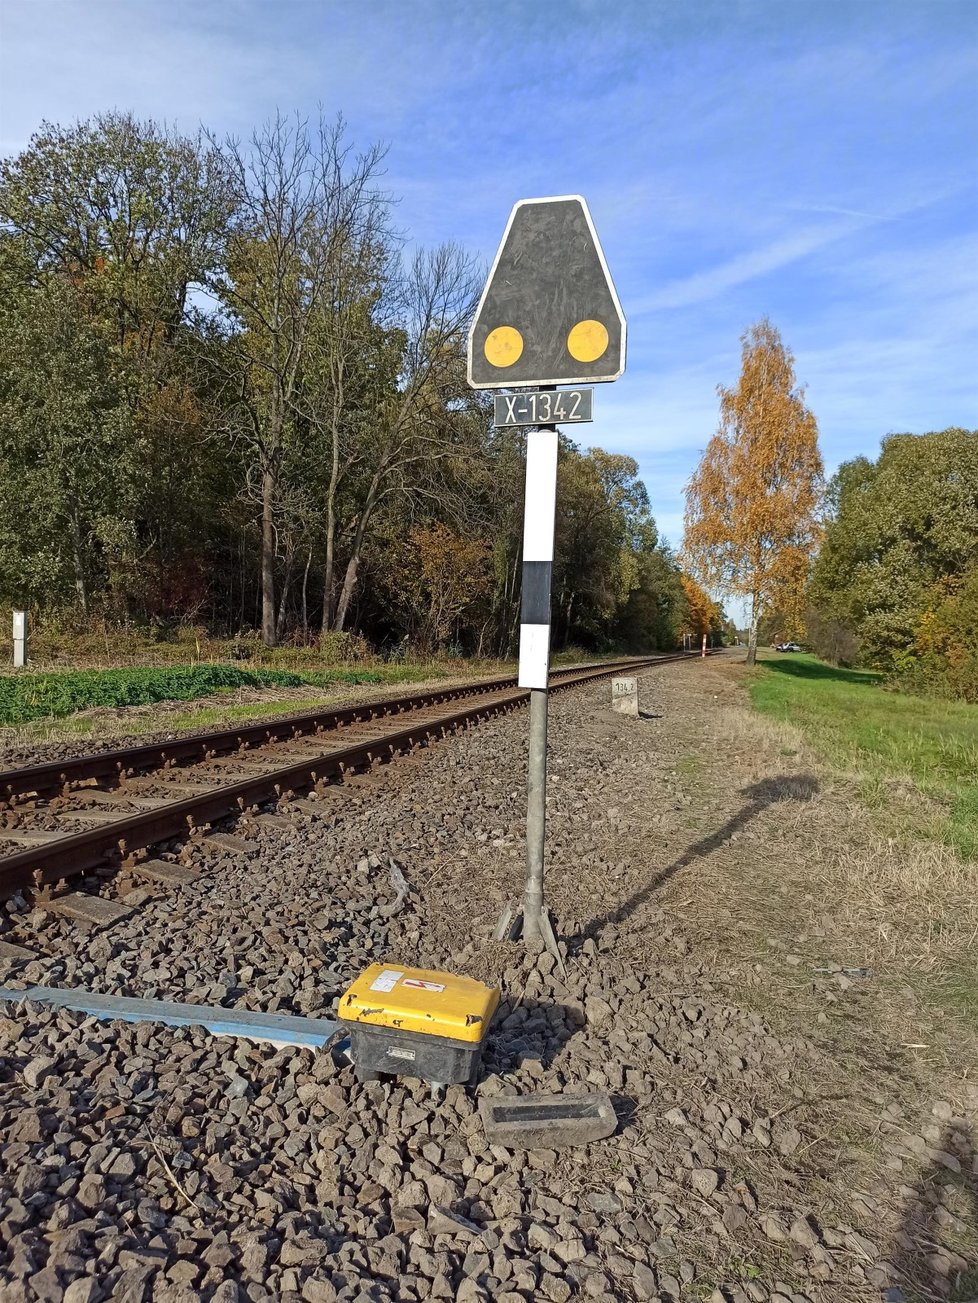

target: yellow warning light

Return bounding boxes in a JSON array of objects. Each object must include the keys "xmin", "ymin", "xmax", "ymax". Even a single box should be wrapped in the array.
[
  {"xmin": 484, "ymin": 325, "xmax": 524, "ymax": 368},
  {"xmin": 567, "ymin": 319, "xmax": 609, "ymax": 364}
]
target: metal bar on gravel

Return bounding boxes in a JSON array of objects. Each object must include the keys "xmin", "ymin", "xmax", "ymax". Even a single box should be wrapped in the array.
[{"xmin": 0, "ymin": 984, "xmax": 339, "ymax": 1048}]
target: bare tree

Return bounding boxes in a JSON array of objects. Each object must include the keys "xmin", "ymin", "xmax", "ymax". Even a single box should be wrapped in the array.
[
  {"xmin": 283, "ymin": 142, "xmax": 397, "ymax": 633},
  {"xmin": 327, "ymin": 242, "xmax": 483, "ymax": 631},
  {"xmin": 204, "ymin": 113, "xmax": 388, "ymax": 645}
]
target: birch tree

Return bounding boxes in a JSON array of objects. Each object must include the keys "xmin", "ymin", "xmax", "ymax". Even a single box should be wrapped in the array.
[
  {"xmin": 679, "ymin": 573, "xmax": 719, "ymax": 646},
  {"xmin": 683, "ymin": 319, "xmax": 823, "ymax": 665}
]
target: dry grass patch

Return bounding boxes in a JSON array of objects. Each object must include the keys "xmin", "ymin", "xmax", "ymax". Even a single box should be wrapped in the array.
[
  {"xmin": 824, "ymin": 836, "xmax": 978, "ymax": 954},
  {"xmin": 701, "ymin": 690, "xmax": 978, "ymax": 1087}
]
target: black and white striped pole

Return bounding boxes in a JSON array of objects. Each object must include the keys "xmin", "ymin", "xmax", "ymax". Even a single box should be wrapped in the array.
[
  {"xmin": 467, "ymin": 195, "xmax": 626, "ymax": 957},
  {"xmin": 518, "ymin": 392, "xmax": 559, "ymax": 945}
]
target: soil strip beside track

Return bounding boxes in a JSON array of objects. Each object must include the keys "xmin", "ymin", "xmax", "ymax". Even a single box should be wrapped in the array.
[{"xmin": 0, "ymin": 661, "xmax": 636, "ymax": 802}]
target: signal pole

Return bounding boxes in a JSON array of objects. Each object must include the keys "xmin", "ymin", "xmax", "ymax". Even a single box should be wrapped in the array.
[
  {"xmin": 519, "ymin": 394, "xmax": 558, "ymax": 944},
  {"xmin": 466, "ymin": 196, "xmax": 627, "ymax": 960}
]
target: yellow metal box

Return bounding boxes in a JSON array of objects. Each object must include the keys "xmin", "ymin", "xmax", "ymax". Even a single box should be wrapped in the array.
[{"xmin": 337, "ymin": 963, "xmax": 500, "ymax": 1085}]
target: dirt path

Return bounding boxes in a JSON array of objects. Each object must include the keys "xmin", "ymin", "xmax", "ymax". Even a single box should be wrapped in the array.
[{"xmin": 558, "ymin": 657, "xmax": 978, "ymax": 1302}]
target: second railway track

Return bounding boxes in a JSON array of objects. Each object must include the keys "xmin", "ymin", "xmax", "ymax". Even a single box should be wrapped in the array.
[{"xmin": 0, "ymin": 655, "xmax": 700, "ymax": 913}]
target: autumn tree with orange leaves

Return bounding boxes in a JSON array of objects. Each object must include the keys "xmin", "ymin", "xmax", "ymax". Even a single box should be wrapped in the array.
[
  {"xmin": 679, "ymin": 573, "xmax": 718, "ymax": 645},
  {"xmin": 684, "ymin": 319, "xmax": 823, "ymax": 665}
]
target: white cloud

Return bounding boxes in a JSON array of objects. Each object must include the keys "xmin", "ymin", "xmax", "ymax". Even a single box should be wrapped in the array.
[{"xmin": 632, "ymin": 221, "xmax": 868, "ymax": 312}]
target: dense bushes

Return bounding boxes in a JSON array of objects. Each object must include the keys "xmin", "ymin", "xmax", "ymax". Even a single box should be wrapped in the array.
[
  {"xmin": 808, "ymin": 428, "xmax": 978, "ymax": 700},
  {"xmin": 803, "ymin": 609, "xmax": 861, "ymax": 667},
  {"xmin": 891, "ymin": 566, "xmax": 978, "ymax": 702},
  {"xmin": 0, "ymin": 618, "xmax": 374, "ymax": 672}
]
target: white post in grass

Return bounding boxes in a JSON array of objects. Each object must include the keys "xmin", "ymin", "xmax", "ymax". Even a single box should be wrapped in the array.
[{"xmin": 12, "ymin": 611, "xmax": 26, "ymax": 668}]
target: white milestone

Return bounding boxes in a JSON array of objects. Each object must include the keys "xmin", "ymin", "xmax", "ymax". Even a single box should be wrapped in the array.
[{"xmin": 611, "ymin": 676, "xmax": 638, "ymax": 717}]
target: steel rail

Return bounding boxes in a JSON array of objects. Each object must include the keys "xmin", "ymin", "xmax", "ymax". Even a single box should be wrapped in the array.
[
  {"xmin": 0, "ymin": 657, "xmax": 657, "ymax": 804},
  {"xmin": 0, "ymin": 656, "xmax": 696, "ymax": 896}
]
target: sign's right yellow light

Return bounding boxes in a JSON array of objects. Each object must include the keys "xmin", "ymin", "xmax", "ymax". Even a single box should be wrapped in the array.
[{"xmin": 567, "ymin": 319, "xmax": 609, "ymax": 364}]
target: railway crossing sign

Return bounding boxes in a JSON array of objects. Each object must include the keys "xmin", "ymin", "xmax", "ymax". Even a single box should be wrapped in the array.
[{"xmin": 467, "ymin": 195, "xmax": 626, "ymax": 390}]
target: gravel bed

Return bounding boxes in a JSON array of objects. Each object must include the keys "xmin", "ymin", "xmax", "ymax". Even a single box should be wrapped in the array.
[{"xmin": 0, "ymin": 663, "xmax": 971, "ymax": 1302}]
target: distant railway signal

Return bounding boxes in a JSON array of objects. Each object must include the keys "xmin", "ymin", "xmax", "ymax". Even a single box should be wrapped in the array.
[
  {"xmin": 467, "ymin": 196, "xmax": 626, "ymax": 390},
  {"xmin": 469, "ymin": 196, "xmax": 627, "ymax": 957}
]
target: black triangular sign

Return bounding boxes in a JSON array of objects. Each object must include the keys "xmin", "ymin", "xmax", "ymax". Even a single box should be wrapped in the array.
[{"xmin": 467, "ymin": 195, "xmax": 626, "ymax": 389}]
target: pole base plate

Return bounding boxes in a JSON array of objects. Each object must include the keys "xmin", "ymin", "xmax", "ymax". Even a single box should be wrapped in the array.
[{"xmin": 492, "ymin": 902, "xmax": 564, "ymax": 974}]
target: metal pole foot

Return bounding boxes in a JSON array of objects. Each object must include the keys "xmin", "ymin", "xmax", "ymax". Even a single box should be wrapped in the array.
[
  {"xmin": 492, "ymin": 902, "xmax": 564, "ymax": 974},
  {"xmin": 493, "ymin": 902, "xmax": 520, "ymax": 942}
]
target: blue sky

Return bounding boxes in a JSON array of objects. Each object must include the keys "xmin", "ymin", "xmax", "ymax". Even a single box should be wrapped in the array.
[{"xmin": 2, "ymin": 0, "xmax": 977, "ymax": 564}]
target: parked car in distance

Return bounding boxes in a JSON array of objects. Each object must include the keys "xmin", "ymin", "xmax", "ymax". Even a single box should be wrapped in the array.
[{"xmin": 775, "ymin": 642, "xmax": 802, "ymax": 652}]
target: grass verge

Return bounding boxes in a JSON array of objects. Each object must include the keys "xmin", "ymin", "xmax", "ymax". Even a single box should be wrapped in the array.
[
  {"xmin": 0, "ymin": 644, "xmax": 647, "ymax": 733},
  {"xmin": 748, "ymin": 652, "xmax": 978, "ymax": 860},
  {"xmin": 741, "ymin": 652, "xmax": 978, "ymax": 1072},
  {"xmin": 5, "ymin": 693, "xmax": 381, "ymax": 746},
  {"xmin": 0, "ymin": 662, "xmax": 454, "ymax": 728}
]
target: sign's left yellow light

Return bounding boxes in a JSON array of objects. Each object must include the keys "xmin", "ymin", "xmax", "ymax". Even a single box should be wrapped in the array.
[{"xmin": 484, "ymin": 325, "xmax": 524, "ymax": 368}]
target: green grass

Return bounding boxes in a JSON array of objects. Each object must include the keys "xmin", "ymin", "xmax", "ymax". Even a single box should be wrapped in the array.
[
  {"xmin": 951, "ymin": 1267, "xmax": 978, "ymax": 1301},
  {"xmin": 908, "ymin": 954, "xmax": 978, "ymax": 1024},
  {"xmin": 9, "ymin": 694, "xmax": 340, "ymax": 743},
  {"xmin": 0, "ymin": 661, "xmax": 452, "ymax": 728},
  {"xmin": 0, "ymin": 644, "xmax": 658, "ymax": 735},
  {"xmin": 749, "ymin": 652, "xmax": 978, "ymax": 860}
]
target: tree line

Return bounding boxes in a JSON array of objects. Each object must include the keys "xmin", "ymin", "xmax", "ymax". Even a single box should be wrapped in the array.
[
  {"xmin": 807, "ymin": 427, "xmax": 977, "ymax": 701},
  {"xmin": 0, "ymin": 110, "xmax": 721, "ymax": 657},
  {"xmin": 682, "ymin": 318, "xmax": 976, "ymax": 702}
]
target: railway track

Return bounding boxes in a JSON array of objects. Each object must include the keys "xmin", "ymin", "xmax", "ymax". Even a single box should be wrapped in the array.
[{"xmin": 0, "ymin": 655, "xmax": 700, "ymax": 919}]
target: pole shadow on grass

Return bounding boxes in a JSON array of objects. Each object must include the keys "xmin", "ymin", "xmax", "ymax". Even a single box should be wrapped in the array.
[
  {"xmin": 890, "ymin": 1121, "xmax": 978, "ymax": 1302},
  {"xmin": 578, "ymin": 774, "xmax": 819, "ymax": 942}
]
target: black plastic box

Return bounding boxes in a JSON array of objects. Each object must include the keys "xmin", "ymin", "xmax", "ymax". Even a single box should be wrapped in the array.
[{"xmin": 346, "ymin": 1019, "xmax": 487, "ymax": 1085}]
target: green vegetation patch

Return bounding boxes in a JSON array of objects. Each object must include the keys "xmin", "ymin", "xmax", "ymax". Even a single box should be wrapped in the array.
[
  {"xmin": 749, "ymin": 652, "xmax": 978, "ymax": 859},
  {"xmin": 0, "ymin": 663, "xmax": 411, "ymax": 727}
]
